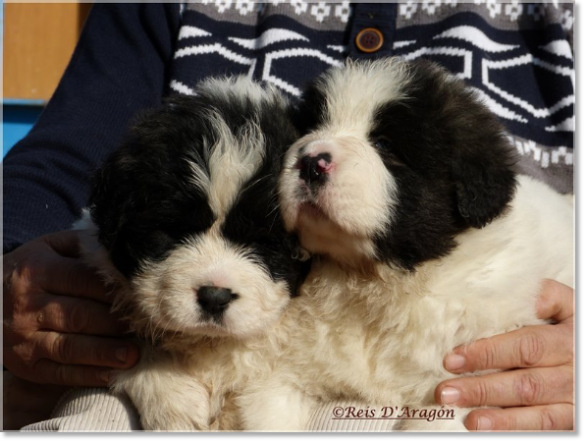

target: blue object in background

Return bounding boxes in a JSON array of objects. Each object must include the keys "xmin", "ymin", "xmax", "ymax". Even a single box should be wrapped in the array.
[
  {"xmin": 1, "ymin": 3, "xmax": 45, "ymax": 159},
  {"xmin": 3, "ymin": 102, "xmax": 44, "ymax": 158}
]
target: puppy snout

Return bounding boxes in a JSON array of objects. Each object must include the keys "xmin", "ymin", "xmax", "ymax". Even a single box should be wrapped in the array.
[
  {"xmin": 298, "ymin": 153, "xmax": 332, "ymax": 185},
  {"xmin": 197, "ymin": 286, "xmax": 237, "ymax": 315}
]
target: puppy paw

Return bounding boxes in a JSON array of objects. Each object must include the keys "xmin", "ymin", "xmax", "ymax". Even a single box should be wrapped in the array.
[
  {"xmin": 239, "ymin": 380, "xmax": 315, "ymax": 431},
  {"xmin": 140, "ymin": 406, "xmax": 208, "ymax": 432},
  {"xmin": 114, "ymin": 363, "xmax": 211, "ymax": 431}
]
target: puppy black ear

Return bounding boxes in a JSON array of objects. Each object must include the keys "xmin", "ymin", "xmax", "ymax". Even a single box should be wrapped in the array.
[
  {"xmin": 452, "ymin": 134, "xmax": 518, "ymax": 229},
  {"xmin": 89, "ymin": 155, "xmax": 121, "ymax": 252},
  {"xmin": 403, "ymin": 59, "xmax": 519, "ymax": 229},
  {"xmin": 290, "ymin": 79, "xmax": 328, "ymax": 134},
  {"xmin": 89, "ymin": 149, "xmax": 139, "ymax": 276}
]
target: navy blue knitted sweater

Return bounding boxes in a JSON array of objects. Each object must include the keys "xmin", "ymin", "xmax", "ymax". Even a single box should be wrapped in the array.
[{"xmin": 3, "ymin": 2, "xmax": 574, "ymax": 254}]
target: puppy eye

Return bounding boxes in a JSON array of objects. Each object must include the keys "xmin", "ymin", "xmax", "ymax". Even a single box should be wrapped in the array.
[{"xmin": 374, "ymin": 138, "xmax": 392, "ymax": 151}]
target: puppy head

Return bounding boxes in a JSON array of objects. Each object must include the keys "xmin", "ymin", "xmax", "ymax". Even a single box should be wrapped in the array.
[
  {"xmin": 90, "ymin": 77, "xmax": 308, "ymax": 339},
  {"xmin": 280, "ymin": 58, "xmax": 517, "ymax": 270}
]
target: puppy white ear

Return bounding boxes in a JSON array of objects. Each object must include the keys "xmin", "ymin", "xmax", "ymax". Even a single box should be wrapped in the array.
[{"xmin": 452, "ymin": 141, "xmax": 517, "ymax": 229}]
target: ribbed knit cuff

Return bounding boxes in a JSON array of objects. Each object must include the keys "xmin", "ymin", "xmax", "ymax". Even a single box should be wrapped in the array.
[{"xmin": 20, "ymin": 388, "xmax": 141, "ymax": 432}]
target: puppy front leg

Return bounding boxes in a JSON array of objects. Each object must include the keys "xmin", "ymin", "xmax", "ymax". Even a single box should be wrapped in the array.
[
  {"xmin": 239, "ymin": 378, "xmax": 316, "ymax": 431},
  {"xmin": 112, "ymin": 346, "xmax": 210, "ymax": 431}
]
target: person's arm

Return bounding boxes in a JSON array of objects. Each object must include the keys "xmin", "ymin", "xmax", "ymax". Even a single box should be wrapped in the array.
[
  {"xmin": 436, "ymin": 279, "xmax": 574, "ymax": 431},
  {"xmin": 3, "ymin": 3, "xmax": 182, "ymax": 253},
  {"xmin": 3, "ymin": 3, "xmax": 181, "ymax": 390}
]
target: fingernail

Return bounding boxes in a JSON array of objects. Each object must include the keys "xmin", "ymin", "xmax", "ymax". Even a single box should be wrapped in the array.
[
  {"xmin": 115, "ymin": 347, "xmax": 128, "ymax": 363},
  {"xmin": 476, "ymin": 416, "xmax": 493, "ymax": 431},
  {"xmin": 440, "ymin": 387, "xmax": 460, "ymax": 405},
  {"xmin": 99, "ymin": 370, "xmax": 111, "ymax": 384},
  {"xmin": 444, "ymin": 353, "xmax": 466, "ymax": 371}
]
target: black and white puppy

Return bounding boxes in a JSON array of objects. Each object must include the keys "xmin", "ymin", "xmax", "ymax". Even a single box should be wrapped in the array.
[
  {"xmin": 238, "ymin": 58, "xmax": 574, "ymax": 431},
  {"xmin": 77, "ymin": 77, "xmax": 308, "ymax": 430}
]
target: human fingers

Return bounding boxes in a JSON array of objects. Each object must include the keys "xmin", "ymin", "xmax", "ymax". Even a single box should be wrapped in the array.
[
  {"xmin": 436, "ymin": 365, "xmax": 573, "ymax": 408},
  {"xmin": 33, "ymin": 255, "xmax": 112, "ymax": 303},
  {"xmin": 41, "ymin": 230, "xmax": 85, "ymax": 258},
  {"xmin": 535, "ymin": 279, "xmax": 574, "ymax": 323},
  {"xmin": 443, "ymin": 323, "xmax": 573, "ymax": 374},
  {"xmin": 464, "ymin": 404, "xmax": 574, "ymax": 431},
  {"xmin": 34, "ymin": 331, "xmax": 139, "ymax": 369},
  {"xmin": 35, "ymin": 294, "xmax": 127, "ymax": 336}
]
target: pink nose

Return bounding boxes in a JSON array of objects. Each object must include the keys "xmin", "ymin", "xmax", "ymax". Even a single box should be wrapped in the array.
[{"xmin": 298, "ymin": 153, "xmax": 332, "ymax": 185}]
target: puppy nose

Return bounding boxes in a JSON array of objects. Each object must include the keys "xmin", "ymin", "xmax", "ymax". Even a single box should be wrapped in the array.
[
  {"xmin": 299, "ymin": 153, "xmax": 332, "ymax": 184},
  {"xmin": 197, "ymin": 286, "xmax": 236, "ymax": 315}
]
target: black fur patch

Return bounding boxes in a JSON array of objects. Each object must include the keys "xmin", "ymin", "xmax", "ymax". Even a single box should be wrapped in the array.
[
  {"xmin": 289, "ymin": 79, "xmax": 329, "ymax": 134},
  {"xmin": 370, "ymin": 59, "xmax": 518, "ymax": 270},
  {"xmin": 90, "ymin": 95, "xmax": 216, "ymax": 277},
  {"xmin": 90, "ymin": 86, "xmax": 309, "ymax": 296}
]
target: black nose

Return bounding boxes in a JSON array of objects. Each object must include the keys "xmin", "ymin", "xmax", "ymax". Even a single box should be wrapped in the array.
[
  {"xmin": 299, "ymin": 153, "xmax": 331, "ymax": 185},
  {"xmin": 197, "ymin": 286, "xmax": 236, "ymax": 316}
]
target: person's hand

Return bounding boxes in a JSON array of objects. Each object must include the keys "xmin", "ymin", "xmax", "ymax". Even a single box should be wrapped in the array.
[
  {"xmin": 3, "ymin": 230, "xmax": 140, "ymax": 387},
  {"xmin": 435, "ymin": 279, "xmax": 574, "ymax": 431}
]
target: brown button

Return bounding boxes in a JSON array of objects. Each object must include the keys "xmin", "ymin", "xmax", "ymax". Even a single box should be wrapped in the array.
[{"xmin": 356, "ymin": 28, "xmax": 384, "ymax": 53}]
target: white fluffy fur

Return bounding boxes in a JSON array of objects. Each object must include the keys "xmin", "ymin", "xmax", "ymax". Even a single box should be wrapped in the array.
[
  {"xmin": 238, "ymin": 175, "xmax": 574, "ymax": 431},
  {"xmin": 320, "ymin": 58, "xmax": 411, "ymax": 131},
  {"xmin": 188, "ymin": 112, "xmax": 265, "ymax": 217}
]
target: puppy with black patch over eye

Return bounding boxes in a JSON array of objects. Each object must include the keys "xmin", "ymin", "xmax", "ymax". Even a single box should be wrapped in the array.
[
  {"xmin": 237, "ymin": 58, "xmax": 573, "ymax": 431},
  {"xmin": 75, "ymin": 77, "xmax": 309, "ymax": 430}
]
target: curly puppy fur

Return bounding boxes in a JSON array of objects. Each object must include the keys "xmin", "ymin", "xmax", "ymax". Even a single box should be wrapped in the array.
[
  {"xmin": 76, "ymin": 77, "xmax": 309, "ymax": 430},
  {"xmin": 236, "ymin": 58, "xmax": 573, "ymax": 431}
]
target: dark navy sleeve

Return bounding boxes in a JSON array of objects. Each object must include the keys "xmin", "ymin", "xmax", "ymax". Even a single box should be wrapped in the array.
[{"xmin": 3, "ymin": 3, "xmax": 182, "ymax": 254}]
